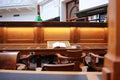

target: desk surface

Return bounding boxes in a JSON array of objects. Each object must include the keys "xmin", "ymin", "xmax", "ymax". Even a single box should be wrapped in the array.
[
  {"xmin": 0, "ymin": 70, "xmax": 102, "ymax": 80},
  {"xmin": 0, "ymin": 44, "xmax": 107, "ymax": 57},
  {"xmin": 0, "ymin": 45, "xmax": 107, "ymax": 51}
]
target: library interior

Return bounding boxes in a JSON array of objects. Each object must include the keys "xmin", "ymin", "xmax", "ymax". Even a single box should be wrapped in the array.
[{"xmin": 0, "ymin": 0, "xmax": 120, "ymax": 80}]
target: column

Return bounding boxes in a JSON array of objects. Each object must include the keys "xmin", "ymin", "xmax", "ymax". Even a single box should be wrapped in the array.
[{"xmin": 103, "ymin": 0, "xmax": 120, "ymax": 80}]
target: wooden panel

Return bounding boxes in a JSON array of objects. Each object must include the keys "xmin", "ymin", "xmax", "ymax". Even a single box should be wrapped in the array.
[
  {"xmin": 5, "ymin": 27, "xmax": 35, "ymax": 43},
  {"xmin": 0, "ymin": 27, "xmax": 108, "ymax": 44},
  {"xmin": 78, "ymin": 27, "xmax": 107, "ymax": 43},
  {"xmin": 103, "ymin": 0, "xmax": 120, "ymax": 80},
  {"xmin": 37, "ymin": 27, "xmax": 44, "ymax": 43},
  {"xmin": 44, "ymin": 27, "xmax": 71, "ymax": 41},
  {"xmin": 104, "ymin": 28, "xmax": 108, "ymax": 43},
  {"xmin": 0, "ymin": 27, "xmax": 3, "ymax": 43},
  {"xmin": 0, "ymin": 51, "xmax": 19, "ymax": 70}
]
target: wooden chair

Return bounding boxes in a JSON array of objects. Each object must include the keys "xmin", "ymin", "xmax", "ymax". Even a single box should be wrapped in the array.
[
  {"xmin": 18, "ymin": 51, "xmax": 32, "ymax": 70},
  {"xmin": 89, "ymin": 51, "xmax": 106, "ymax": 71},
  {"xmin": 42, "ymin": 63, "xmax": 75, "ymax": 71},
  {"xmin": 0, "ymin": 51, "xmax": 25, "ymax": 70},
  {"xmin": 56, "ymin": 50, "xmax": 86, "ymax": 71}
]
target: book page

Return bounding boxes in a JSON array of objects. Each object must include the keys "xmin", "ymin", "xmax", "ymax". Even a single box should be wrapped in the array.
[
  {"xmin": 52, "ymin": 41, "xmax": 66, "ymax": 48},
  {"xmin": 47, "ymin": 41, "xmax": 70, "ymax": 48},
  {"xmin": 52, "ymin": 41, "xmax": 60, "ymax": 48},
  {"xmin": 59, "ymin": 42, "xmax": 66, "ymax": 47}
]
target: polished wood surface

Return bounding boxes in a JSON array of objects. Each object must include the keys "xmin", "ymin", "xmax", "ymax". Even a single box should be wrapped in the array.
[
  {"xmin": 0, "ymin": 22, "xmax": 107, "ymax": 43},
  {"xmin": 0, "ymin": 45, "xmax": 107, "ymax": 54},
  {"xmin": 56, "ymin": 50, "xmax": 86, "ymax": 71},
  {"xmin": 0, "ymin": 70, "xmax": 102, "ymax": 80},
  {"xmin": 0, "ymin": 27, "xmax": 108, "ymax": 43},
  {"xmin": 0, "ymin": 22, "xmax": 107, "ymax": 27},
  {"xmin": 0, "ymin": 52, "xmax": 19, "ymax": 70},
  {"xmin": 42, "ymin": 63, "xmax": 75, "ymax": 71},
  {"xmin": 103, "ymin": 0, "xmax": 120, "ymax": 80}
]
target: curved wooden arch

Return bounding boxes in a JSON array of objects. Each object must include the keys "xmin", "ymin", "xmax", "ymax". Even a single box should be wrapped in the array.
[{"xmin": 69, "ymin": 5, "xmax": 79, "ymax": 21}]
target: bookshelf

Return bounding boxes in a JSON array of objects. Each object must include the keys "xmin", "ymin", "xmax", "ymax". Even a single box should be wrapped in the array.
[
  {"xmin": 88, "ymin": 13, "xmax": 107, "ymax": 22},
  {"xmin": 76, "ymin": 4, "xmax": 108, "ymax": 22}
]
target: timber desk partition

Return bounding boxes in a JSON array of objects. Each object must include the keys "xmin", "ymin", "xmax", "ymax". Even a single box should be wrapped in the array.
[{"xmin": 0, "ymin": 22, "xmax": 107, "ymax": 43}]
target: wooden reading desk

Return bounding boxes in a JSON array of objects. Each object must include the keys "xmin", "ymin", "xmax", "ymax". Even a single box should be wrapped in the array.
[
  {"xmin": 0, "ymin": 44, "xmax": 107, "ymax": 67},
  {"xmin": 0, "ymin": 45, "xmax": 107, "ymax": 54}
]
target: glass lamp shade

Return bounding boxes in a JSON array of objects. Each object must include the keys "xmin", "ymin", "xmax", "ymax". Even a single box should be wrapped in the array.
[{"xmin": 37, "ymin": 15, "xmax": 42, "ymax": 22}]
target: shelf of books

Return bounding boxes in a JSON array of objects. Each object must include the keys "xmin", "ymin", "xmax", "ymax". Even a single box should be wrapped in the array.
[{"xmin": 88, "ymin": 13, "xmax": 107, "ymax": 22}]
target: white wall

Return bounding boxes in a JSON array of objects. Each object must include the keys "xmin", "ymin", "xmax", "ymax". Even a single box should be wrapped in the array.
[
  {"xmin": 60, "ymin": 1, "xmax": 66, "ymax": 21},
  {"xmin": 0, "ymin": 0, "xmax": 37, "ymax": 21},
  {"xmin": 39, "ymin": 0, "xmax": 67, "ymax": 21},
  {"xmin": 0, "ymin": 0, "xmax": 37, "ymax": 7},
  {"xmin": 0, "ymin": 8, "xmax": 37, "ymax": 21},
  {"xmin": 59, "ymin": 0, "xmax": 73, "ymax": 21},
  {"xmin": 0, "ymin": 0, "xmax": 109, "ymax": 21},
  {"xmin": 79, "ymin": 0, "xmax": 109, "ymax": 11},
  {"xmin": 39, "ymin": 0, "xmax": 60, "ymax": 21}
]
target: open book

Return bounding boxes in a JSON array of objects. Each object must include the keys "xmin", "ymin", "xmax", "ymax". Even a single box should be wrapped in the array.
[
  {"xmin": 47, "ymin": 41, "xmax": 70, "ymax": 48},
  {"xmin": 52, "ymin": 41, "xmax": 66, "ymax": 48}
]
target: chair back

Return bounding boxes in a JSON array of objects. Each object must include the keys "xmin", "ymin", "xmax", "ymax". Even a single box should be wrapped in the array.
[
  {"xmin": 65, "ymin": 50, "xmax": 83, "ymax": 58},
  {"xmin": 42, "ymin": 63, "xmax": 75, "ymax": 71},
  {"xmin": 89, "ymin": 50, "xmax": 106, "ymax": 71},
  {"xmin": 0, "ymin": 51, "xmax": 19, "ymax": 70},
  {"xmin": 56, "ymin": 50, "xmax": 86, "ymax": 71},
  {"xmin": 17, "ymin": 51, "xmax": 31, "ymax": 69}
]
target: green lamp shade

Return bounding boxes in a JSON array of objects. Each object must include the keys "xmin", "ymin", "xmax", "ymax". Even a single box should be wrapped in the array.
[{"xmin": 37, "ymin": 15, "xmax": 42, "ymax": 22}]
